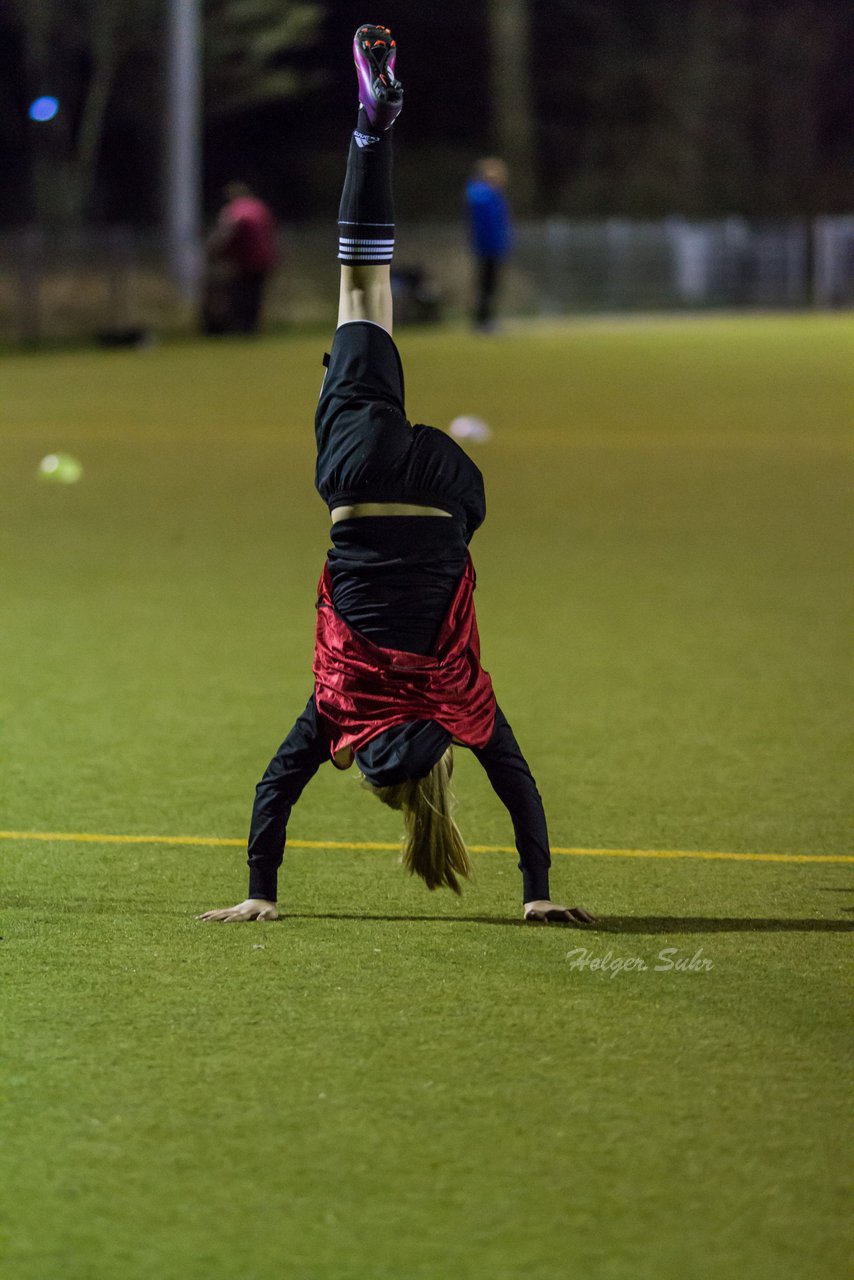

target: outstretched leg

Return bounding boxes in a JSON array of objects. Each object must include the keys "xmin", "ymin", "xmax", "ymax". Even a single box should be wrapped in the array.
[
  {"xmin": 338, "ymin": 263, "xmax": 393, "ymax": 332},
  {"xmin": 336, "ymin": 25, "xmax": 402, "ymax": 333}
]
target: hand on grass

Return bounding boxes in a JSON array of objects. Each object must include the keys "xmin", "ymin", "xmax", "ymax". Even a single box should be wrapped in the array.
[
  {"xmin": 198, "ymin": 899, "xmax": 279, "ymax": 923},
  {"xmin": 524, "ymin": 900, "xmax": 596, "ymax": 925}
]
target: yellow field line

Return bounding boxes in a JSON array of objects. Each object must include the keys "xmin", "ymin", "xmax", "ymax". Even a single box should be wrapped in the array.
[{"xmin": 0, "ymin": 830, "xmax": 850, "ymax": 864}]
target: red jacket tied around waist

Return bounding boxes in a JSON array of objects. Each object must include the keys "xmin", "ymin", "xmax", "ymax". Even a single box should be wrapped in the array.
[{"xmin": 313, "ymin": 555, "xmax": 497, "ymax": 758}]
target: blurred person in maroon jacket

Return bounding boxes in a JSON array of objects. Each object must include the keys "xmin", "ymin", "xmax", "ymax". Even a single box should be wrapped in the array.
[{"xmin": 205, "ymin": 182, "xmax": 279, "ymax": 335}]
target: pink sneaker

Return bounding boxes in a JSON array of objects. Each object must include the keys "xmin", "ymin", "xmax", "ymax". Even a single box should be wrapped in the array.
[{"xmin": 353, "ymin": 24, "xmax": 403, "ymax": 131}]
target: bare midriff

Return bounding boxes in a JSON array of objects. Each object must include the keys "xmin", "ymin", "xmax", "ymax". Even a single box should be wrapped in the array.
[{"xmin": 331, "ymin": 502, "xmax": 452, "ymax": 522}]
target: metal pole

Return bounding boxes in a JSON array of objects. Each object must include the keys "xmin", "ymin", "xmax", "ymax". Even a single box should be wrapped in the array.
[
  {"xmin": 486, "ymin": 0, "xmax": 537, "ymax": 216},
  {"xmin": 166, "ymin": 0, "xmax": 202, "ymax": 304}
]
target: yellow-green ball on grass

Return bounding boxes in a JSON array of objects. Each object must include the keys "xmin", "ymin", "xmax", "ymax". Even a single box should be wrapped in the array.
[{"xmin": 38, "ymin": 453, "xmax": 83, "ymax": 484}]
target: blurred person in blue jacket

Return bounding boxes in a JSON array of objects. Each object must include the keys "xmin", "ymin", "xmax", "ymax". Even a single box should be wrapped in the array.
[{"xmin": 465, "ymin": 157, "xmax": 512, "ymax": 331}]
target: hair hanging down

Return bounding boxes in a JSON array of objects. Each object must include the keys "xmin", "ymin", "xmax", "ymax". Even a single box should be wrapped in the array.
[{"xmin": 365, "ymin": 748, "xmax": 472, "ymax": 894}]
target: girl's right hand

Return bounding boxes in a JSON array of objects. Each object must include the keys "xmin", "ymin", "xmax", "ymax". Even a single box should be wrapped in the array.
[
  {"xmin": 198, "ymin": 899, "xmax": 279, "ymax": 922},
  {"xmin": 524, "ymin": 900, "xmax": 596, "ymax": 925}
]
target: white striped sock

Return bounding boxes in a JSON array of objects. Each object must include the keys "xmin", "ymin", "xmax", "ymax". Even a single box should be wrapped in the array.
[{"xmin": 337, "ymin": 232, "xmax": 395, "ymax": 263}]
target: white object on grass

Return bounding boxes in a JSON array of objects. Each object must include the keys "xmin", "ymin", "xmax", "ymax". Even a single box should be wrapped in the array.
[
  {"xmin": 448, "ymin": 415, "xmax": 492, "ymax": 442},
  {"xmin": 37, "ymin": 453, "xmax": 83, "ymax": 484}
]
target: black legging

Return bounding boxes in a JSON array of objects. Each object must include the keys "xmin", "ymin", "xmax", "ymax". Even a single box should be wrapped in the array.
[
  {"xmin": 229, "ymin": 269, "xmax": 268, "ymax": 334},
  {"xmin": 474, "ymin": 256, "xmax": 501, "ymax": 327}
]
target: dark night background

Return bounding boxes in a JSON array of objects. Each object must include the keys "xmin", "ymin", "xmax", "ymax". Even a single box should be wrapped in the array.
[{"xmin": 0, "ymin": 0, "xmax": 851, "ymax": 229}]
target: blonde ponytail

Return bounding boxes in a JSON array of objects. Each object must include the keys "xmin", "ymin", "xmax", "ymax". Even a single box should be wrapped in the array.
[{"xmin": 366, "ymin": 747, "xmax": 471, "ymax": 894}]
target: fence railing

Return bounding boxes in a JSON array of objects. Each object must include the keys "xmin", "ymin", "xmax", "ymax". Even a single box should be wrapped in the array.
[
  {"xmin": 1, "ymin": 217, "xmax": 851, "ymax": 344},
  {"xmin": 517, "ymin": 216, "xmax": 854, "ymax": 312}
]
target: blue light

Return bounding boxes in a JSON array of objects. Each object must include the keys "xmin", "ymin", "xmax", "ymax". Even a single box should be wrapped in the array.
[{"xmin": 29, "ymin": 96, "xmax": 60, "ymax": 123}]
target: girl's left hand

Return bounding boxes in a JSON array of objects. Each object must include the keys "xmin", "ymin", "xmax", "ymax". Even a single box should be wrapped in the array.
[
  {"xmin": 198, "ymin": 898, "xmax": 279, "ymax": 922},
  {"xmin": 524, "ymin": 900, "xmax": 596, "ymax": 925}
]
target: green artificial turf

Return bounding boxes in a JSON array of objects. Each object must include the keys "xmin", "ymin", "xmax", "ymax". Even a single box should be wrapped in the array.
[{"xmin": 2, "ymin": 315, "xmax": 852, "ymax": 1279}]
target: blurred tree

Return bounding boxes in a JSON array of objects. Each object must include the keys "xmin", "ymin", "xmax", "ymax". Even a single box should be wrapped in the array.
[
  {"xmin": 538, "ymin": 0, "xmax": 853, "ymax": 216},
  {"xmin": 10, "ymin": 0, "xmax": 160, "ymax": 225},
  {"xmin": 0, "ymin": 15, "xmax": 29, "ymax": 223},
  {"xmin": 4, "ymin": 0, "xmax": 850, "ymax": 226},
  {"xmin": 749, "ymin": 0, "xmax": 849, "ymax": 213},
  {"xmin": 9, "ymin": 0, "xmax": 321, "ymax": 226},
  {"xmin": 204, "ymin": 0, "xmax": 321, "ymax": 117}
]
